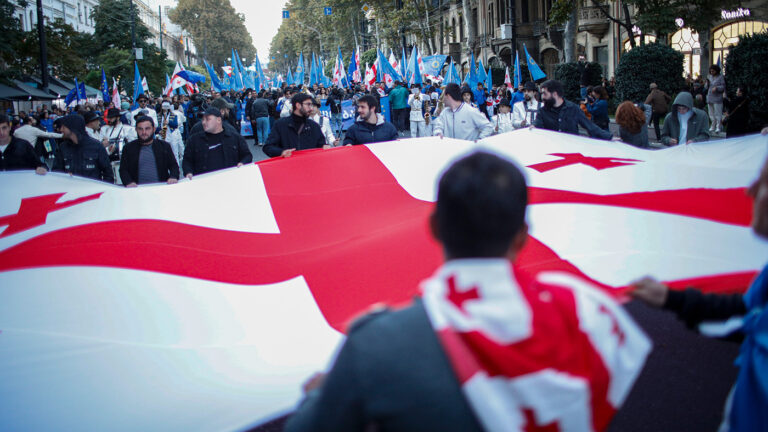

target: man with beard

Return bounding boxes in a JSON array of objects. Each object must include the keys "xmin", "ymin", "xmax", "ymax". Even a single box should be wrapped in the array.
[
  {"xmin": 130, "ymin": 94, "xmax": 158, "ymax": 127},
  {"xmin": 53, "ymin": 113, "xmax": 113, "ymax": 182},
  {"xmin": 264, "ymin": 93, "xmax": 327, "ymax": 158},
  {"xmin": 512, "ymin": 82, "xmax": 542, "ymax": 129},
  {"xmin": 533, "ymin": 79, "xmax": 613, "ymax": 140},
  {"xmin": 100, "ymin": 108, "xmax": 137, "ymax": 162},
  {"xmin": 183, "ymin": 107, "xmax": 251, "ymax": 178},
  {"xmin": 343, "ymin": 95, "xmax": 399, "ymax": 145},
  {"xmin": 118, "ymin": 116, "xmax": 179, "ymax": 187}
]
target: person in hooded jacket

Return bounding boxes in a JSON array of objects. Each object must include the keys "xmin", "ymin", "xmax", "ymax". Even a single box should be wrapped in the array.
[
  {"xmin": 343, "ymin": 95, "xmax": 399, "ymax": 146},
  {"xmin": 660, "ymin": 92, "xmax": 710, "ymax": 146},
  {"xmin": 53, "ymin": 113, "xmax": 113, "ymax": 183}
]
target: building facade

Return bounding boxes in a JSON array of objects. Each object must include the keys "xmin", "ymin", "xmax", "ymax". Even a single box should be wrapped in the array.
[{"xmin": 413, "ymin": 0, "xmax": 767, "ymax": 82}]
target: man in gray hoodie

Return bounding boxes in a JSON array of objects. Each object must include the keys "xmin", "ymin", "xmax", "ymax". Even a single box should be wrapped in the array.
[{"xmin": 660, "ymin": 92, "xmax": 710, "ymax": 146}]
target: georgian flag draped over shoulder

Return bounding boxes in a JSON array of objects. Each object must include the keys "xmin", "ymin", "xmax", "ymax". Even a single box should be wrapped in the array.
[{"xmin": 1, "ymin": 131, "xmax": 766, "ymax": 430}]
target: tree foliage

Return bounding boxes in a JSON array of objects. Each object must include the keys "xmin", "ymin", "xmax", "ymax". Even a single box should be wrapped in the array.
[
  {"xmin": 553, "ymin": 62, "xmax": 603, "ymax": 102},
  {"xmin": 615, "ymin": 43, "xmax": 685, "ymax": 104},
  {"xmin": 724, "ymin": 32, "xmax": 768, "ymax": 128},
  {"xmin": 6, "ymin": 19, "xmax": 89, "ymax": 80},
  {"xmin": 169, "ymin": 0, "xmax": 255, "ymax": 68}
]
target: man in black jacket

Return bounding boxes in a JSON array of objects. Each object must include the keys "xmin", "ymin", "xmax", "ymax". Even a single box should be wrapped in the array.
[
  {"xmin": 53, "ymin": 113, "xmax": 114, "ymax": 183},
  {"xmin": 119, "ymin": 116, "xmax": 179, "ymax": 186},
  {"xmin": 186, "ymin": 97, "xmax": 239, "ymax": 137},
  {"xmin": 250, "ymin": 90, "xmax": 272, "ymax": 145},
  {"xmin": 343, "ymin": 95, "xmax": 398, "ymax": 146},
  {"xmin": 533, "ymin": 79, "xmax": 613, "ymax": 140},
  {"xmin": 0, "ymin": 114, "xmax": 47, "ymax": 174},
  {"xmin": 263, "ymin": 93, "xmax": 327, "ymax": 158},
  {"xmin": 182, "ymin": 107, "xmax": 252, "ymax": 179}
]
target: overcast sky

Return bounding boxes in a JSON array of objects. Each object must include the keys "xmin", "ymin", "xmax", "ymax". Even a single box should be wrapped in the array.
[{"xmin": 230, "ymin": 0, "xmax": 288, "ymax": 65}]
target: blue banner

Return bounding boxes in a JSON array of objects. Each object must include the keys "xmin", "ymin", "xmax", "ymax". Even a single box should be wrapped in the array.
[
  {"xmin": 318, "ymin": 96, "xmax": 391, "ymax": 131},
  {"xmin": 421, "ymin": 55, "xmax": 447, "ymax": 77}
]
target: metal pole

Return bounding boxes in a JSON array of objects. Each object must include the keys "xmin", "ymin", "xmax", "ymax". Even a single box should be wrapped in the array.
[
  {"xmin": 36, "ymin": 0, "xmax": 49, "ymax": 92},
  {"xmin": 158, "ymin": 6, "xmax": 163, "ymax": 52}
]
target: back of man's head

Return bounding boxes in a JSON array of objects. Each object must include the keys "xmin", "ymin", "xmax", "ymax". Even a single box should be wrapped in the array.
[
  {"xmin": 434, "ymin": 152, "xmax": 528, "ymax": 259},
  {"xmin": 540, "ymin": 80, "xmax": 564, "ymax": 100},
  {"xmin": 443, "ymin": 83, "xmax": 462, "ymax": 103}
]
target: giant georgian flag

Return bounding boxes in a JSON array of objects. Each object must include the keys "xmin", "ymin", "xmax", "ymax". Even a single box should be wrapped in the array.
[{"xmin": 1, "ymin": 130, "xmax": 766, "ymax": 430}]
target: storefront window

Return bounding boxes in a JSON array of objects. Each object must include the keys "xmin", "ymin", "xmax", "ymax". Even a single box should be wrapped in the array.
[
  {"xmin": 712, "ymin": 20, "xmax": 768, "ymax": 66},
  {"xmin": 622, "ymin": 35, "xmax": 657, "ymax": 52},
  {"xmin": 669, "ymin": 28, "xmax": 700, "ymax": 78}
]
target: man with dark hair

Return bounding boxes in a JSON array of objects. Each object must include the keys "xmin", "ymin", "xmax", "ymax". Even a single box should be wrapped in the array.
[
  {"xmin": 182, "ymin": 107, "xmax": 252, "ymax": 178},
  {"xmin": 264, "ymin": 93, "xmax": 328, "ymax": 158},
  {"xmin": 343, "ymin": 94, "xmax": 398, "ymax": 145},
  {"xmin": 130, "ymin": 94, "xmax": 158, "ymax": 127},
  {"xmin": 533, "ymin": 79, "xmax": 614, "ymax": 140},
  {"xmin": 433, "ymin": 83, "xmax": 493, "ymax": 141},
  {"xmin": 285, "ymin": 151, "xmax": 648, "ymax": 431},
  {"xmin": 249, "ymin": 90, "xmax": 273, "ymax": 145},
  {"xmin": 388, "ymin": 81, "xmax": 409, "ymax": 133},
  {"xmin": 119, "ymin": 116, "xmax": 179, "ymax": 187},
  {"xmin": 0, "ymin": 114, "xmax": 47, "ymax": 174},
  {"xmin": 53, "ymin": 114, "xmax": 113, "ymax": 182}
]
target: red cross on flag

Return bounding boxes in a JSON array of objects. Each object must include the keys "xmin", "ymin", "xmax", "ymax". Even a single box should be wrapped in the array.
[{"xmin": 0, "ymin": 130, "xmax": 765, "ymax": 430}]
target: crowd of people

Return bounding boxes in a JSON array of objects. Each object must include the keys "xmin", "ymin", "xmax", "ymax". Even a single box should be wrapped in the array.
[{"xmin": 2, "ymin": 62, "xmax": 766, "ymax": 184}]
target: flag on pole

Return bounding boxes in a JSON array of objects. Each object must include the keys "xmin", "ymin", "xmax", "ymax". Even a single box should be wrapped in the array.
[
  {"xmin": 364, "ymin": 62, "xmax": 375, "ymax": 91},
  {"xmin": 309, "ymin": 53, "xmax": 319, "ymax": 87},
  {"xmin": 388, "ymin": 49, "xmax": 399, "ymax": 71},
  {"xmin": 132, "ymin": 62, "xmax": 144, "ymax": 108},
  {"xmin": 477, "ymin": 59, "xmax": 488, "ymax": 86},
  {"xmin": 141, "ymin": 76, "xmax": 149, "ymax": 94},
  {"xmin": 513, "ymin": 51, "xmax": 522, "ymax": 88},
  {"xmin": 504, "ymin": 66, "xmax": 512, "ymax": 87},
  {"xmin": 111, "ymin": 78, "xmax": 121, "ymax": 108},
  {"xmin": 295, "ymin": 52, "xmax": 305, "ymax": 85},
  {"xmin": 332, "ymin": 47, "xmax": 347, "ymax": 87},
  {"xmin": 485, "ymin": 63, "xmax": 492, "ymax": 95},
  {"xmin": 204, "ymin": 60, "xmax": 224, "ymax": 92},
  {"xmin": 523, "ymin": 44, "xmax": 547, "ymax": 81},
  {"xmin": 286, "ymin": 67, "xmax": 294, "ymax": 86},
  {"xmin": 409, "ymin": 48, "xmax": 422, "ymax": 86},
  {"xmin": 443, "ymin": 59, "xmax": 461, "ymax": 85},
  {"xmin": 377, "ymin": 49, "xmax": 402, "ymax": 88},
  {"xmin": 400, "ymin": 47, "xmax": 408, "ymax": 79},
  {"xmin": 100, "ymin": 68, "xmax": 110, "ymax": 103},
  {"xmin": 420, "ymin": 55, "xmax": 448, "ymax": 78},
  {"xmin": 406, "ymin": 46, "xmax": 422, "ymax": 85},
  {"xmin": 463, "ymin": 51, "xmax": 479, "ymax": 88},
  {"xmin": 347, "ymin": 47, "xmax": 359, "ymax": 85}
]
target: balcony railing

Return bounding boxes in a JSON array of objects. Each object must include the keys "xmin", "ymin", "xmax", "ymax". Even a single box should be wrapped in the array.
[{"xmin": 578, "ymin": 6, "xmax": 610, "ymax": 36}]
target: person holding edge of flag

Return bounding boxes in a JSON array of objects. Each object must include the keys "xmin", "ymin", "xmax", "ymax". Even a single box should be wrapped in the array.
[
  {"xmin": 433, "ymin": 83, "xmax": 493, "ymax": 141},
  {"xmin": 284, "ymin": 151, "xmax": 650, "ymax": 431}
]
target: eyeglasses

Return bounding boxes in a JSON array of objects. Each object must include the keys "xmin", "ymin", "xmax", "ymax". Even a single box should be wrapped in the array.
[{"xmin": 301, "ymin": 102, "xmax": 315, "ymax": 107}]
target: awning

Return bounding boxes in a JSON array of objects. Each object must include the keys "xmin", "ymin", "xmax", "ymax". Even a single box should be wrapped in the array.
[
  {"xmin": 23, "ymin": 77, "xmax": 70, "ymax": 98},
  {"xmin": 0, "ymin": 83, "xmax": 29, "ymax": 101},
  {"xmin": 55, "ymin": 79, "xmax": 101, "ymax": 99},
  {"xmin": 11, "ymin": 80, "xmax": 57, "ymax": 100}
]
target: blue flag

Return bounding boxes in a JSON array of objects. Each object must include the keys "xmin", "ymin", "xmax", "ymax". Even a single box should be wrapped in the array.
[
  {"xmin": 377, "ymin": 49, "xmax": 402, "ymax": 87},
  {"xmin": 295, "ymin": 53, "xmax": 305, "ymax": 85},
  {"xmin": 421, "ymin": 55, "xmax": 447, "ymax": 78},
  {"xmin": 477, "ymin": 59, "xmax": 488, "ymax": 85},
  {"xmin": 204, "ymin": 60, "xmax": 224, "ymax": 92},
  {"xmin": 64, "ymin": 78, "xmax": 79, "ymax": 107},
  {"xmin": 400, "ymin": 47, "xmax": 408, "ymax": 79},
  {"xmin": 309, "ymin": 53, "xmax": 319, "ymax": 87},
  {"xmin": 346, "ymin": 50, "xmax": 357, "ymax": 86},
  {"xmin": 444, "ymin": 59, "xmax": 461, "ymax": 85},
  {"xmin": 523, "ymin": 44, "xmax": 547, "ymax": 81},
  {"xmin": 408, "ymin": 48, "xmax": 422, "ymax": 86},
  {"xmin": 485, "ymin": 63, "xmax": 492, "ymax": 93},
  {"xmin": 133, "ymin": 62, "xmax": 144, "ymax": 108},
  {"xmin": 464, "ymin": 52, "xmax": 479, "ymax": 88},
  {"xmin": 100, "ymin": 68, "xmax": 110, "ymax": 103},
  {"xmin": 514, "ymin": 51, "xmax": 521, "ymax": 88},
  {"xmin": 286, "ymin": 67, "xmax": 294, "ymax": 86}
]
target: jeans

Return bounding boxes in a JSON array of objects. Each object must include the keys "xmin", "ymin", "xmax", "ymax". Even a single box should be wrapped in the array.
[
  {"xmin": 331, "ymin": 113, "xmax": 343, "ymax": 138},
  {"xmin": 255, "ymin": 116, "xmax": 270, "ymax": 144},
  {"xmin": 650, "ymin": 112, "xmax": 664, "ymax": 141},
  {"xmin": 393, "ymin": 108, "xmax": 408, "ymax": 131}
]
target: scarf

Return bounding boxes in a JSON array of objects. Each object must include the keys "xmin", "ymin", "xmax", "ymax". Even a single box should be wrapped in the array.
[{"xmin": 421, "ymin": 259, "xmax": 651, "ymax": 431}]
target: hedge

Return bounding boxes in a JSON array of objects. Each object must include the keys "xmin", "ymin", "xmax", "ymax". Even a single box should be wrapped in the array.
[
  {"xmin": 615, "ymin": 43, "xmax": 685, "ymax": 104},
  {"xmin": 553, "ymin": 62, "xmax": 603, "ymax": 103},
  {"xmin": 724, "ymin": 32, "xmax": 768, "ymax": 128}
]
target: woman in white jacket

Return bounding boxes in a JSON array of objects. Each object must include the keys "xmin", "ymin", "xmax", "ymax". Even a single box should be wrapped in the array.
[{"xmin": 408, "ymin": 84, "xmax": 429, "ymax": 138}]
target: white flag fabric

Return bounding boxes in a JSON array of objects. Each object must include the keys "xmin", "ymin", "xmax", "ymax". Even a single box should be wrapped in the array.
[{"xmin": 1, "ymin": 130, "xmax": 766, "ymax": 430}]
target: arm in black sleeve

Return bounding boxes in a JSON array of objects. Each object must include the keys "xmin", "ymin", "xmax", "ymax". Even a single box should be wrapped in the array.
[
  {"xmin": 182, "ymin": 138, "xmax": 195, "ymax": 175},
  {"xmin": 262, "ymin": 126, "xmax": 284, "ymax": 157},
  {"xmin": 237, "ymin": 134, "xmax": 252, "ymax": 164},
  {"xmin": 314, "ymin": 126, "xmax": 326, "ymax": 148},
  {"xmin": 99, "ymin": 145, "xmax": 114, "ymax": 183},
  {"xmin": 118, "ymin": 147, "xmax": 134, "ymax": 185},
  {"xmin": 22, "ymin": 141, "xmax": 45, "ymax": 169},
  {"xmin": 342, "ymin": 124, "xmax": 357, "ymax": 145},
  {"xmin": 663, "ymin": 288, "xmax": 747, "ymax": 330},
  {"xmin": 283, "ymin": 336, "xmax": 367, "ymax": 432},
  {"xmin": 577, "ymin": 110, "xmax": 613, "ymax": 140},
  {"xmin": 165, "ymin": 142, "xmax": 180, "ymax": 179},
  {"xmin": 52, "ymin": 145, "xmax": 64, "ymax": 172}
]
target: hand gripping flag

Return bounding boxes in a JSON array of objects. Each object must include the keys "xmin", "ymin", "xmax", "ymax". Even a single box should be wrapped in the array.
[
  {"xmin": 1, "ymin": 131, "xmax": 766, "ymax": 430},
  {"xmin": 523, "ymin": 44, "xmax": 547, "ymax": 81},
  {"xmin": 100, "ymin": 68, "xmax": 110, "ymax": 103}
]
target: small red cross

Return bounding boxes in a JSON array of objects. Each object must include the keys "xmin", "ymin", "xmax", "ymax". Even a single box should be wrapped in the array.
[
  {"xmin": 0, "ymin": 192, "xmax": 102, "ymax": 238},
  {"xmin": 446, "ymin": 275, "xmax": 480, "ymax": 316},
  {"xmin": 598, "ymin": 304, "xmax": 626, "ymax": 346},
  {"xmin": 527, "ymin": 153, "xmax": 642, "ymax": 173}
]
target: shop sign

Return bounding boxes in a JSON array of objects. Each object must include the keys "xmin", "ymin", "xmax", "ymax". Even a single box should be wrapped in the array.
[{"xmin": 721, "ymin": 8, "xmax": 751, "ymax": 20}]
